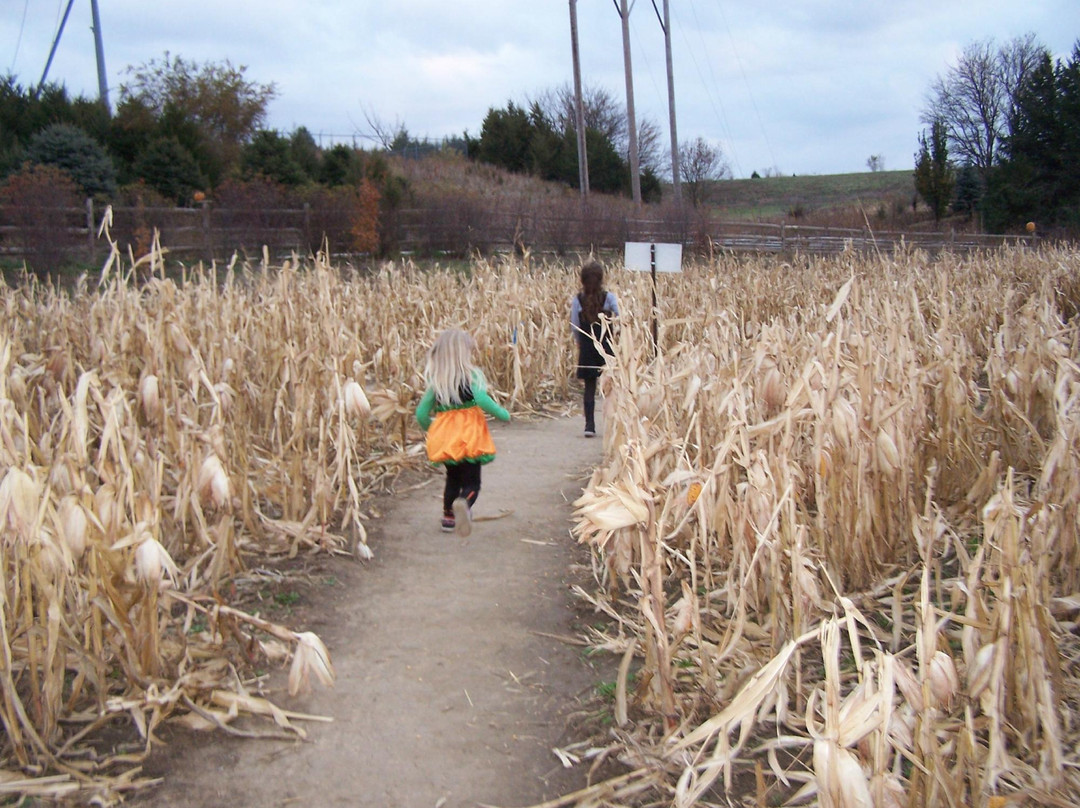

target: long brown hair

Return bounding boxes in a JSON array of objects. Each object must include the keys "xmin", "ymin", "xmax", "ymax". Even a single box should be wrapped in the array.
[{"xmin": 579, "ymin": 260, "xmax": 606, "ymax": 326}]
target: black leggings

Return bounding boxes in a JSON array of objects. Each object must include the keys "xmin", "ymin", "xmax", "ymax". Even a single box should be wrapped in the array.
[
  {"xmin": 443, "ymin": 462, "xmax": 481, "ymax": 514},
  {"xmin": 583, "ymin": 377, "xmax": 597, "ymax": 428}
]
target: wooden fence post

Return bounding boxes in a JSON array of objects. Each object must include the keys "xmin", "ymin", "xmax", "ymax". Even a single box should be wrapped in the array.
[
  {"xmin": 85, "ymin": 198, "xmax": 95, "ymax": 260},
  {"xmin": 201, "ymin": 201, "xmax": 212, "ymax": 261}
]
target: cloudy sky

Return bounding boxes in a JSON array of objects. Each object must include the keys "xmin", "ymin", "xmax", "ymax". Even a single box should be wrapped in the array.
[{"xmin": 4, "ymin": 1, "xmax": 1077, "ymax": 178}]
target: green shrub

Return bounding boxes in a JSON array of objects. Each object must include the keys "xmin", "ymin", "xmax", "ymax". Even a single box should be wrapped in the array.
[
  {"xmin": 27, "ymin": 123, "xmax": 117, "ymax": 198},
  {"xmin": 132, "ymin": 137, "xmax": 206, "ymax": 204}
]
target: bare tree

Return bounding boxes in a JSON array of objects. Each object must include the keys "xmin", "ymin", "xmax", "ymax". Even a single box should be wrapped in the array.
[
  {"xmin": 534, "ymin": 85, "xmax": 619, "ymax": 140},
  {"xmin": 922, "ymin": 34, "xmax": 1045, "ymax": 174},
  {"xmin": 635, "ymin": 118, "xmax": 663, "ymax": 177},
  {"xmin": 532, "ymin": 84, "xmax": 663, "ymax": 175},
  {"xmin": 361, "ymin": 106, "xmax": 408, "ymax": 151},
  {"xmin": 866, "ymin": 154, "xmax": 885, "ymax": 172},
  {"xmin": 678, "ymin": 137, "xmax": 731, "ymax": 207}
]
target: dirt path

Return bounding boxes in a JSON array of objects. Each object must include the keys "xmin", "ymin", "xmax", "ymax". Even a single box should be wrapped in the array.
[{"xmin": 130, "ymin": 412, "xmax": 611, "ymax": 808}]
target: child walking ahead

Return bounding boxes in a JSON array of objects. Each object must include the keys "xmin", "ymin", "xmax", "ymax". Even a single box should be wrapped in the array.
[
  {"xmin": 570, "ymin": 259, "xmax": 619, "ymax": 437},
  {"xmin": 415, "ymin": 329, "xmax": 510, "ymax": 536}
]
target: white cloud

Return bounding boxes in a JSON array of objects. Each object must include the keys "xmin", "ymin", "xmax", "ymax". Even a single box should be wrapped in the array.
[{"xmin": 3, "ymin": 0, "xmax": 1076, "ymax": 176}]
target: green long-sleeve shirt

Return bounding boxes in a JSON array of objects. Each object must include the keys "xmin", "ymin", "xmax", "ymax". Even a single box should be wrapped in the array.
[{"xmin": 415, "ymin": 370, "xmax": 510, "ymax": 430}]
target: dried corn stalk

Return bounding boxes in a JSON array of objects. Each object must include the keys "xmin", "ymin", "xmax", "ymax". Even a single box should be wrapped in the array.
[{"xmin": 563, "ymin": 245, "xmax": 1080, "ymax": 807}]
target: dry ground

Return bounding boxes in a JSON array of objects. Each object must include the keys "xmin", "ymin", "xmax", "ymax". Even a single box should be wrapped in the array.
[{"xmin": 126, "ymin": 411, "xmax": 617, "ymax": 808}]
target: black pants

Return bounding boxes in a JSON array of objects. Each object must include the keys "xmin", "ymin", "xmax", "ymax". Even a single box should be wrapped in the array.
[
  {"xmin": 443, "ymin": 462, "xmax": 481, "ymax": 514},
  {"xmin": 583, "ymin": 377, "xmax": 597, "ymax": 430}
]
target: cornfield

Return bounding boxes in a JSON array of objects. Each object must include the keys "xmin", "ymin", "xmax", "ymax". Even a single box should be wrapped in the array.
[
  {"xmin": 568, "ymin": 243, "xmax": 1080, "ymax": 807},
  {"xmin": 0, "ymin": 233, "xmax": 578, "ymax": 802},
  {"xmin": 1, "ymin": 229, "xmax": 1079, "ymax": 807}
]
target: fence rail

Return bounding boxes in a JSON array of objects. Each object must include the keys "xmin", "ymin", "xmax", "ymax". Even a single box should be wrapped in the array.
[{"xmin": 0, "ymin": 199, "xmax": 1032, "ymax": 269}]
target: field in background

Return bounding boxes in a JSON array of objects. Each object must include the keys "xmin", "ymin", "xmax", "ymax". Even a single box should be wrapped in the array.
[
  {"xmin": 708, "ymin": 169, "xmax": 917, "ymax": 224},
  {"xmin": 2, "ymin": 240, "xmax": 1079, "ymax": 806},
  {"xmin": 393, "ymin": 154, "xmax": 924, "ymax": 230}
]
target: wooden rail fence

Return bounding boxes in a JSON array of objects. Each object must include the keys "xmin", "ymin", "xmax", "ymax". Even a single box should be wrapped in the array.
[{"xmin": 0, "ymin": 199, "xmax": 1033, "ymax": 268}]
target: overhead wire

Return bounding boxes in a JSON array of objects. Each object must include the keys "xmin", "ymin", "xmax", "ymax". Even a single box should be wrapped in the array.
[
  {"xmin": 631, "ymin": 24, "xmax": 669, "ymax": 176},
  {"xmin": 609, "ymin": 1, "xmax": 668, "ymax": 175},
  {"xmin": 9, "ymin": 0, "xmax": 32, "ymax": 74},
  {"xmin": 629, "ymin": 8, "xmax": 666, "ymax": 118},
  {"xmin": 672, "ymin": 0, "xmax": 744, "ymax": 177},
  {"xmin": 709, "ymin": 0, "xmax": 780, "ymax": 173}
]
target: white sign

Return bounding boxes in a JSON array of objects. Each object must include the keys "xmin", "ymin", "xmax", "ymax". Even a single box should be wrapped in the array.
[{"xmin": 624, "ymin": 242, "xmax": 683, "ymax": 273}]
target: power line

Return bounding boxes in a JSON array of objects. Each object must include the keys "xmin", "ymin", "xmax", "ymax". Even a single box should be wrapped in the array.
[
  {"xmin": 629, "ymin": 12, "xmax": 664, "ymax": 108},
  {"xmin": 9, "ymin": 0, "xmax": 31, "ymax": 74},
  {"xmin": 711, "ymin": 0, "xmax": 779, "ymax": 173},
  {"xmin": 675, "ymin": 0, "xmax": 743, "ymax": 177},
  {"xmin": 639, "ymin": 0, "xmax": 681, "ymax": 192}
]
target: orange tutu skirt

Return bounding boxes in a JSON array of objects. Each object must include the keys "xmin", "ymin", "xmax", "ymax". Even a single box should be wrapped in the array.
[{"xmin": 426, "ymin": 406, "xmax": 497, "ymax": 465}]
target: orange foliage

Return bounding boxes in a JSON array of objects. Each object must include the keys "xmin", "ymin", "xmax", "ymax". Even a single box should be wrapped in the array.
[
  {"xmin": 0, "ymin": 163, "xmax": 83, "ymax": 272},
  {"xmin": 348, "ymin": 180, "xmax": 380, "ymax": 254}
]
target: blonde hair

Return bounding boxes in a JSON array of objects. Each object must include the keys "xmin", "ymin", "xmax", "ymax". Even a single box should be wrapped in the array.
[{"xmin": 424, "ymin": 329, "xmax": 484, "ymax": 405}]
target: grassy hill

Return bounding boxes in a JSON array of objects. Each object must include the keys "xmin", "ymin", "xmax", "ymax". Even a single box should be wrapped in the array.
[
  {"xmin": 705, "ymin": 170, "xmax": 917, "ymax": 225},
  {"xmin": 391, "ymin": 154, "xmax": 925, "ymax": 231}
]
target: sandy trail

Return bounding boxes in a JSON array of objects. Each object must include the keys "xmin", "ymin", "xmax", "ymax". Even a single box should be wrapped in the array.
[{"xmin": 130, "ymin": 412, "xmax": 611, "ymax": 808}]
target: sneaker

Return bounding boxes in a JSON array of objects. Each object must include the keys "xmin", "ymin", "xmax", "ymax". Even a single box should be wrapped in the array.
[
  {"xmin": 452, "ymin": 497, "xmax": 472, "ymax": 537},
  {"xmin": 440, "ymin": 514, "xmax": 455, "ymax": 532},
  {"xmin": 584, "ymin": 428, "xmax": 596, "ymax": 438}
]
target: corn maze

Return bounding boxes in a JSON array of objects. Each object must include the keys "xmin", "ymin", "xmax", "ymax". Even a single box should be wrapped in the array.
[
  {"xmin": 1, "ymin": 238, "xmax": 1079, "ymax": 807},
  {"xmin": 570, "ymin": 244, "xmax": 1080, "ymax": 807}
]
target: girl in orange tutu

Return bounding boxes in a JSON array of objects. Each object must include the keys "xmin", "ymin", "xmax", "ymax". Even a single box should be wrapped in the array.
[{"xmin": 415, "ymin": 329, "xmax": 510, "ymax": 536}]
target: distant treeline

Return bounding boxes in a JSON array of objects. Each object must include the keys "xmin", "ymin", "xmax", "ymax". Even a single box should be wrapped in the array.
[{"xmin": 1, "ymin": 40, "xmax": 1076, "ymax": 273}]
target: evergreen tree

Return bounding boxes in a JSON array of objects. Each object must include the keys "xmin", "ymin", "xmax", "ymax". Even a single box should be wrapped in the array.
[
  {"xmin": 584, "ymin": 128, "xmax": 627, "ymax": 195},
  {"xmin": 320, "ymin": 144, "xmax": 358, "ymax": 187},
  {"xmin": 107, "ymin": 97, "xmax": 161, "ymax": 185},
  {"xmin": 914, "ymin": 120, "xmax": 955, "ymax": 221},
  {"xmin": 132, "ymin": 137, "xmax": 206, "ymax": 204},
  {"xmin": 241, "ymin": 130, "xmax": 305, "ymax": 186},
  {"xmin": 528, "ymin": 106, "xmax": 575, "ymax": 185},
  {"xmin": 0, "ymin": 76, "xmax": 35, "ymax": 155},
  {"xmin": 473, "ymin": 97, "xmax": 647, "ymax": 201},
  {"xmin": 640, "ymin": 167, "xmax": 662, "ymax": 204},
  {"xmin": 290, "ymin": 128, "xmax": 320, "ymax": 182},
  {"xmin": 985, "ymin": 42, "xmax": 1080, "ymax": 231},
  {"xmin": 0, "ymin": 77, "xmax": 109, "ymax": 180},
  {"xmin": 475, "ymin": 102, "xmax": 532, "ymax": 173},
  {"xmin": 952, "ymin": 163, "xmax": 984, "ymax": 220},
  {"xmin": 159, "ymin": 100, "xmax": 223, "ymax": 186},
  {"xmin": 27, "ymin": 123, "xmax": 117, "ymax": 198}
]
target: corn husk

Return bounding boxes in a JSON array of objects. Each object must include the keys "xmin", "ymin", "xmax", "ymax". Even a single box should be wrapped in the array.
[{"xmin": 288, "ymin": 632, "xmax": 336, "ymax": 696}]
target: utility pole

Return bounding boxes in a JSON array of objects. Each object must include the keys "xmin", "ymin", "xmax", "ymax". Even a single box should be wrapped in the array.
[
  {"xmin": 660, "ymin": 0, "xmax": 680, "ymax": 201},
  {"xmin": 36, "ymin": 0, "xmax": 76, "ymax": 97},
  {"xmin": 91, "ymin": 0, "xmax": 111, "ymax": 115},
  {"xmin": 569, "ymin": 0, "xmax": 589, "ymax": 197},
  {"xmin": 618, "ymin": 0, "xmax": 641, "ymax": 206},
  {"xmin": 34, "ymin": 0, "xmax": 111, "ymax": 115}
]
